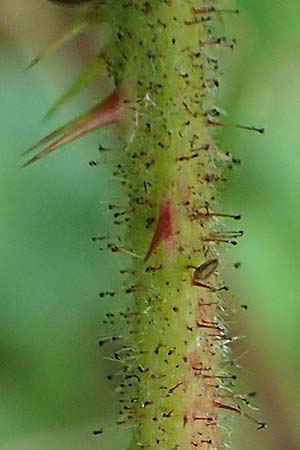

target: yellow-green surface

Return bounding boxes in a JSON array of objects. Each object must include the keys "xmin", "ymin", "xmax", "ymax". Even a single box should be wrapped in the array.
[{"xmin": 0, "ymin": 1, "xmax": 299, "ymax": 449}]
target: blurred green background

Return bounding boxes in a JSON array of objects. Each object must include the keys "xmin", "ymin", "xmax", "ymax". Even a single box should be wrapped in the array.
[{"xmin": 0, "ymin": 1, "xmax": 299, "ymax": 449}]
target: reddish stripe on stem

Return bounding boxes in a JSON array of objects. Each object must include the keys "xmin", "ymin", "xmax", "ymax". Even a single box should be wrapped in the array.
[{"xmin": 144, "ymin": 199, "xmax": 176, "ymax": 262}]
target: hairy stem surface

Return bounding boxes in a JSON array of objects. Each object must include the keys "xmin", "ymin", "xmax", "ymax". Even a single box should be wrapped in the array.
[{"xmin": 100, "ymin": 2, "xmax": 231, "ymax": 449}]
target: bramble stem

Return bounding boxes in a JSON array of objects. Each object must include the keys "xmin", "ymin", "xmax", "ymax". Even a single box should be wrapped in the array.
[{"xmin": 100, "ymin": 2, "xmax": 230, "ymax": 449}]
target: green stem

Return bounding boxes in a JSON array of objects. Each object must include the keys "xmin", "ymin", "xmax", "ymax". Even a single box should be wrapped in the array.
[{"xmin": 101, "ymin": 1, "xmax": 228, "ymax": 448}]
